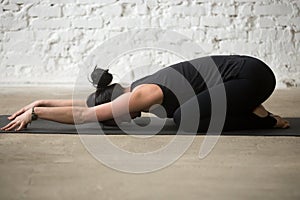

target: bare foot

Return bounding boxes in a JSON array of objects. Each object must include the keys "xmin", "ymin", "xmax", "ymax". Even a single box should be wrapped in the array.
[
  {"xmin": 252, "ymin": 104, "xmax": 268, "ymax": 117},
  {"xmin": 269, "ymin": 113, "xmax": 290, "ymax": 129},
  {"xmin": 252, "ymin": 105, "xmax": 290, "ymax": 129}
]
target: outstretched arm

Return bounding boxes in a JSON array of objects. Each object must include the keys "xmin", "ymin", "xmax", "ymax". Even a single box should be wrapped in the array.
[
  {"xmin": 1, "ymin": 106, "xmax": 90, "ymax": 131},
  {"xmin": 38, "ymin": 99, "xmax": 87, "ymax": 107},
  {"xmin": 8, "ymin": 99, "xmax": 87, "ymax": 120},
  {"xmin": 2, "ymin": 84, "xmax": 163, "ymax": 131}
]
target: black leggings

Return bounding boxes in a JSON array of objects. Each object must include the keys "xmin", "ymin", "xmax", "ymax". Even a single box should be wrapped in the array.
[{"xmin": 173, "ymin": 56, "xmax": 277, "ymax": 132}]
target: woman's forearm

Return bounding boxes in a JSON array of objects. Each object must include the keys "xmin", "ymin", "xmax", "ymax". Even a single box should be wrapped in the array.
[
  {"xmin": 37, "ymin": 99, "xmax": 87, "ymax": 107},
  {"xmin": 34, "ymin": 106, "xmax": 89, "ymax": 124}
]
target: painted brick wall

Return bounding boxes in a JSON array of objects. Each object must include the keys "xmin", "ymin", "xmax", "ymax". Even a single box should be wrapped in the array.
[{"xmin": 0, "ymin": 0, "xmax": 299, "ymax": 88}]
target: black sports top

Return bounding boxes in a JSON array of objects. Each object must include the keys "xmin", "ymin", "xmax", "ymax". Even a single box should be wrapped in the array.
[{"xmin": 130, "ymin": 55, "xmax": 245, "ymax": 118}]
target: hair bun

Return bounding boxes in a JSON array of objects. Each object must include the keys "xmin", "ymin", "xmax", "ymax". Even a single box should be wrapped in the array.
[{"xmin": 91, "ymin": 66, "xmax": 113, "ymax": 88}]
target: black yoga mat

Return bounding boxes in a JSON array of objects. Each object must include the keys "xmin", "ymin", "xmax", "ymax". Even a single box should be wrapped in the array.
[{"xmin": 0, "ymin": 115, "xmax": 299, "ymax": 136}]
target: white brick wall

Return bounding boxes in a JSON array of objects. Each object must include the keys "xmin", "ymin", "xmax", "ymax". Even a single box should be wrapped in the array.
[{"xmin": 0, "ymin": 0, "xmax": 299, "ymax": 88}]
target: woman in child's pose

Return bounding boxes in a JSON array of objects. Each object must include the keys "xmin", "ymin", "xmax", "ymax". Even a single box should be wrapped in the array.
[{"xmin": 1, "ymin": 55, "xmax": 290, "ymax": 132}]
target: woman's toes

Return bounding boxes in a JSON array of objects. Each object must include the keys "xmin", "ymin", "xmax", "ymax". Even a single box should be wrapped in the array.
[
  {"xmin": 283, "ymin": 120, "xmax": 290, "ymax": 128},
  {"xmin": 273, "ymin": 116, "xmax": 290, "ymax": 129}
]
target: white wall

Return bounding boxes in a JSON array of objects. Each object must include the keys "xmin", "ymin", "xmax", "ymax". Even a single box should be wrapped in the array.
[{"xmin": 0, "ymin": 0, "xmax": 299, "ymax": 88}]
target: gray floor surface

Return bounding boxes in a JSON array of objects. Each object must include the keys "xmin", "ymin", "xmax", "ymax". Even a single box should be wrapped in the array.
[{"xmin": 0, "ymin": 86, "xmax": 299, "ymax": 200}]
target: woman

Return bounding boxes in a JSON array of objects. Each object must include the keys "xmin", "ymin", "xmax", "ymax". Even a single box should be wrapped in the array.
[{"xmin": 1, "ymin": 55, "xmax": 290, "ymax": 132}]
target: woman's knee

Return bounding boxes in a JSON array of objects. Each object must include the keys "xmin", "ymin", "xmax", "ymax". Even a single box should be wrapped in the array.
[{"xmin": 173, "ymin": 107, "xmax": 203, "ymax": 132}]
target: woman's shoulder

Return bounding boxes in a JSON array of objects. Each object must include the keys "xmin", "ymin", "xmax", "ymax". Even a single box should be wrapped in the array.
[{"xmin": 131, "ymin": 83, "xmax": 163, "ymax": 95}]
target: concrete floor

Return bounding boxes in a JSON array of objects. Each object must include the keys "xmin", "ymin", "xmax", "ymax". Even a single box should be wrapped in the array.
[{"xmin": 0, "ymin": 87, "xmax": 300, "ymax": 200}]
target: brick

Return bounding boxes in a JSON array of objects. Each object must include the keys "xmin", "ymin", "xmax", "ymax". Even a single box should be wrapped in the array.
[
  {"xmin": 181, "ymin": 41, "xmax": 205, "ymax": 56},
  {"xmin": 291, "ymin": 17, "xmax": 300, "ymax": 30},
  {"xmin": 212, "ymin": 5, "xmax": 235, "ymax": 16},
  {"xmin": 130, "ymin": 52, "xmax": 152, "ymax": 68},
  {"xmin": 63, "ymin": 4, "xmax": 86, "ymax": 16},
  {"xmin": 248, "ymin": 29, "xmax": 276, "ymax": 42},
  {"xmin": 257, "ymin": 17, "xmax": 275, "ymax": 28},
  {"xmin": 206, "ymin": 28, "xmax": 247, "ymax": 40},
  {"xmin": 5, "ymin": 30, "xmax": 34, "ymax": 41},
  {"xmin": 61, "ymin": 30, "xmax": 84, "ymax": 41},
  {"xmin": 45, "ymin": 43, "xmax": 70, "ymax": 58},
  {"xmin": 106, "ymin": 29, "xmax": 122, "ymax": 39},
  {"xmin": 295, "ymin": 32, "xmax": 300, "ymax": 41},
  {"xmin": 69, "ymin": 50, "xmax": 83, "ymax": 63},
  {"xmin": 169, "ymin": 5, "xmax": 206, "ymax": 16},
  {"xmin": 2, "ymin": 3, "xmax": 19, "ymax": 11},
  {"xmin": 47, "ymin": 33, "xmax": 60, "ymax": 44},
  {"xmin": 50, "ymin": 0, "xmax": 75, "ymax": 3},
  {"xmin": 234, "ymin": 0, "xmax": 272, "ymax": 2},
  {"xmin": 177, "ymin": 17, "xmax": 191, "ymax": 28},
  {"xmin": 3, "ymin": 53, "xmax": 42, "ymax": 66},
  {"xmin": 176, "ymin": 29, "xmax": 194, "ymax": 39},
  {"xmin": 191, "ymin": 17, "xmax": 200, "ymax": 26},
  {"xmin": 57, "ymin": 57, "xmax": 71, "ymax": 66},
  {"xmin": 72, "ymin": 17, "xmax": 103, "ymax": 29},
  {"xmin": 158, "ymin": 30, "xmax": 186, "ymax": 44},
  {"xmin": 72, "ymin": 30, "xmax": 103, "ymax": 42},
  {"xmin": 135, "ymin": 4, "xmax": 148, "ymax": 15},
  {"xmin": 0, "ymin": 32, "xmax": 4, "ymax": 41},
  {"xmin": 232, "ymin": 17, "xmax": 255, "ymax": 30},
  {"xmin": 254, "ymin": 4, "xmax": 293, "ymax": 16},
  {"xmin": 237, "ymin": 3, "xmax": 252, "ymax": 16},
  {"xmin": 219, "ymin": 40, "xmax": 258, "ymax": 54},
  {"xmin": 160, "ymin": 16, "xmax": 190, "ymax": 28},
  {"xmin": 146, "ymin": 0, "xmax": 158, "ymax": 9},
  {"xmin": 150, "ymin": 16, "xmax": 160, "ymax": 27},
  {"xmin": 200, "ymin": 16, "xmax": 231, "ymax": 27},
  {"xmin": 119, "ymin": 0, "xmax": 143, "ymax": 4},
  {"xmin": 159, "ymin": 17, "xmax": 177, "ymax": 28},
  {"xmin": 273, "ymin": 39, "xmax": 295, "ymax": 54},
  {"xmin": 76, "ymin": 0, "xmax": 117, "ymax": 5},
  {"xmin": 192, "ymin": 29, "xmax": 206, "ymax": 42},
  {"xmin": 158, "ymin": 0, "xmax": 185, "ymax": 5},
  {"xmin": 276, "ymin": 16, "xmax": 300, "ymax": 31},
  {"xmin": 276, "ymin": 16, "xmax": 290, "ymax": 27},
  {"xmin": 31, "ymin": 18, "xmax": 71, "ymax": 29},
  {"xmin": 196, "ymin": 41, "xmax": 215, "ymax": 53},
  {"xmin": 0, "ymin": 16, "xmax": 27, "ymax": 31},
  {"xmin": 276, "ymin": 28, "xmax": 293, "ymax": 42},
  {"xmin": 195, "ymin": 0, "xmax": 235, "ymax": 3},
  {"xmin": 110, "ymin": 17, "xmax": 150, "ymax": 29},
  {"xmin": 10, "ymin": 0, "xmax": 41, "ymax": 4},
  {"xmin": 98, "ymin": 4, "xmax": 123, "ymax": 17},
  {"xmin": 28, "ymin": 5, "xmax": 61, "ymax": 17},
  {"xmin": 256, "ymin": 40, "xmax": 273, "ymax": 54},
  {"xmin": 34, "ymin": 30, "xmax": 51, "ymax": 40}
]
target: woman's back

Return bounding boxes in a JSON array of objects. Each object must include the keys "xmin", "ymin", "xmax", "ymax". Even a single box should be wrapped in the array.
[{"xmin": 131, "ymin": 55, "xmax": 245, "ymax": 117}]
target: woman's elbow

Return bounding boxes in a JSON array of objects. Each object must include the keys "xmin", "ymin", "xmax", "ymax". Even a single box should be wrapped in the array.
[{"xmin": 73, "ymin": 107, "xmax": 91, "ymax": 124}]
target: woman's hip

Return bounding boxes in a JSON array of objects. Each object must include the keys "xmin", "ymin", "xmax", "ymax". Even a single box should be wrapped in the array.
[{"xmin": 237, "ymin": 56, "xmax": 276, "ymax": 88}]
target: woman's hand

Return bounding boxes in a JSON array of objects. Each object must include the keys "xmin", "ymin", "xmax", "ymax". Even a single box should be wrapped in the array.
[
  {"xmin": 1, "ymin": 109, "xmax": 32, "ymax": 131},
  {"xmin": 8, "ymin": 101, "xmax": 40, "ymax": 120}
]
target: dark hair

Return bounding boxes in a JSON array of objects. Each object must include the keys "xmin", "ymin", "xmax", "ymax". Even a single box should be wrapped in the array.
[{"xmin": 86, "ymin": 66, "xmax": 124, "ymax": 107}]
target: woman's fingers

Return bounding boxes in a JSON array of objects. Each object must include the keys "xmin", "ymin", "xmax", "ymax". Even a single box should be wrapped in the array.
[
  {"xmin": 8, "ymin": 108, "xmax": 25, "ymax": 120},
  {"xmin": 1, "ymin": 121, "xmax": 15, "ymax": 130},
  {"xmin": 1, "ymin": 119, "xmax": 29, "ymax": 131},
  {"xmin": 16, "ymin": 122, "xmax": 25, "ymax": 131},
  {"xmin": 1, "ymin": 121, "xmax": 17, "ymax": 131}
]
